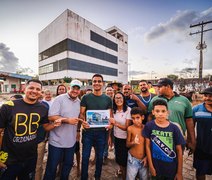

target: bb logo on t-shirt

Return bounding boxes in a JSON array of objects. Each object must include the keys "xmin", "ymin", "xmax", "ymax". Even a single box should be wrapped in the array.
[
  {"xmin": 12, "ymin": 113, "xmax": 40, "ymax": 143},
  {"xmin": 15, "ymin": 113, "xmax": 40, "ymax": 136}
]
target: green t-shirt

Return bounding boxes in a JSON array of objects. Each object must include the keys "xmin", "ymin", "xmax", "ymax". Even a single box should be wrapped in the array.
[
  {"xmin": 81, "ymin": 93, "xmax": 112, "ymax": 111},
  {"xmin": 148, "ymin": 93, "xmax": 192, "ymax": 135},
  {"xmin": 81, "ymin": 93, "xmax": 112, "ymax": 130}
]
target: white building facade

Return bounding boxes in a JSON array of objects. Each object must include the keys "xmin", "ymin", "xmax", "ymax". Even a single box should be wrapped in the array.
[{"xmin": 39, "ymin": 9, "xmax": 128, "ymax": 85}]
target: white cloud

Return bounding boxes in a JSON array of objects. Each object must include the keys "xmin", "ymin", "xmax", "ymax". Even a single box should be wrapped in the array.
[
  {"xmin": 144, "ymin": 8, "xmax": 212, "ymax": 41},
  {"xmin": 143, "ymin": 7, "xmax": 212, "ymax": 75},
  {"xmin": 0, "ymin": 43, "xmax": 19, "ymax": 72}
]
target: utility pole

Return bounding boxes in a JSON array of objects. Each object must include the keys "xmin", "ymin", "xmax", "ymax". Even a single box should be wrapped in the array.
[{"xmin": 190, "ymin": 20, "xmax": 212, "ymax": 79}]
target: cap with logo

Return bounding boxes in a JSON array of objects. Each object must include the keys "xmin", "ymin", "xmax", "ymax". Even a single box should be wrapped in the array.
[
  {"xmin": 153, "ymin": 78, "xmax": 173, "ymax": 87},
  {"xmin": 200, "ymin": 87, "xmax": 212, "ymax": 94},
  {"xmin": 70, "ymin": 79, "xmax": 82, "ymax": 88}
]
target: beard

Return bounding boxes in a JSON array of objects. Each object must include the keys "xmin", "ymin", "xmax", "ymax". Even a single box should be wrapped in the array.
[{"xmin": 141, "ymin": 88, "xmax": 148, "ymax": 93}]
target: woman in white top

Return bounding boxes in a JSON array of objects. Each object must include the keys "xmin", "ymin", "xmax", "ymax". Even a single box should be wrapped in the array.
[{"xmin": 109, "ymin": 92, "xmax": 131, "ymax": 180}]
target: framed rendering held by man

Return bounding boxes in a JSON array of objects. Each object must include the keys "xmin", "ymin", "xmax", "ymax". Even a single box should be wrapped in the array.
[{"xmin": 86, "ymin": 110, "xmax": 110, "ymax": 128}]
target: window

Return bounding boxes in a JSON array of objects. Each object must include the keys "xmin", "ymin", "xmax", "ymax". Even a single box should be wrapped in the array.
[
  {"xmin": 90, "ymin": 31, "xmax": 118, "ymax": 51},
  {"xmin": 39, "ymin": 64, "xmax": 53, "ymax": 74},
  {"xmin": 11, "ymin": 84, "xmax": 16, "ymax": 88},
  {"xmin": 39, "ymin": 39, "xmax": 118, "ymax": 64},
  {"xmin": 39, "ymin": 58, "xmax": 117, "ymax": 76}
]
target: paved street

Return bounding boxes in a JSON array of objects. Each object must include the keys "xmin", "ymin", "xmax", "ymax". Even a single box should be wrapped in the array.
[{"xmin": 46, "ymin": 145, "xmax": 211, "ymax": 180}]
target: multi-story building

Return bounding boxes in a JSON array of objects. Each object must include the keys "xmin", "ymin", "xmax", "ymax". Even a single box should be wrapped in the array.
[{"xmin": 38, "ymin": 9, "xmax": 128, "ymax": 86}]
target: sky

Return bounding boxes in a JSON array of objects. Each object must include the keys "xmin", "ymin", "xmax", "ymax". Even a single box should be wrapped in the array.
[{"xmin": 0, "ymin": 0, "xmax": 212, "ymax": 79}]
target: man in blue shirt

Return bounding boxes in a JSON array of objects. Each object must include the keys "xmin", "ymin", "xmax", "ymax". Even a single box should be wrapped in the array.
[
  {"xmin": 122, "ymin": 84, "xmax": 146, "ymax": 111},
  {"xmin": 192, "ymin": 87, "xmax": 212, "ymax": 180}
]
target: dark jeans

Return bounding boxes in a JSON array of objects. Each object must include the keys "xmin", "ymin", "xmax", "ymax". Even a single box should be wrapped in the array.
[
  {"xmin": 81, "ymin": 129, "xmax": 107, "ymax": 180},
  {"xmin": 103, "ymin": 131, "xmax": 109, "ymax": 158},
  {"xmin": 0, "ymin": 157, "xmax": 37, "ymax": 180},
  {"xmin": 43, "ymin": 143, "xmax": 75, "ymax": 180}
]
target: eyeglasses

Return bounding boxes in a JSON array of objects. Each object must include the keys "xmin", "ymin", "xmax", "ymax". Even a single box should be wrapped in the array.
[
  {"xmin": 115, "ymin": 97, "xmax": 123, "ymax": 100},
  {"xmin": 93, "ymin": 80, "xmax": 102, "ymax": 83}
]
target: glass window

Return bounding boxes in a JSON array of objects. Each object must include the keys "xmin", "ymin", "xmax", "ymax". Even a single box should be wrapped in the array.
[
  {"xmin": 39, "ymin": 39, "xmax": 118, "ymax": 64},
  {"xmin": 90, "ymin": 31, "xmax": 118, "ymax": 51}
]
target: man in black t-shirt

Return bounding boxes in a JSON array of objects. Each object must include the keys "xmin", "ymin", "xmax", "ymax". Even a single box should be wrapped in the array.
[{"xmin": 0, "ymin": 79, "xmax": 49, "ymax": 180}]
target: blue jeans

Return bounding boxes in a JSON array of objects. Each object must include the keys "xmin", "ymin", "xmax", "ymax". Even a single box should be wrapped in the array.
[
  {"xmin": 103, "ymin": 131, "xmax": 109, "ymax": 158},
  {"xmin": 43, "ymin": 143, "xmax": 75, "ymax": 180},
  {"xmin": 81, "ymin": 129, "xmax": 106, "ymax": 180},
  {"xmin": 0, "ymin": 157, "xmax": 37, "ymax": 180},
  {"xmin": 126, "ymin": 152, "xmax": 148, "ymax": 180}
]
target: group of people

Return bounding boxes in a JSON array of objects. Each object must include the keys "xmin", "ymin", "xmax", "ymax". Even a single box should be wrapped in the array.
[{"xmin": 0, "ymin": 74, "xmax": 211, "ymax": 180}]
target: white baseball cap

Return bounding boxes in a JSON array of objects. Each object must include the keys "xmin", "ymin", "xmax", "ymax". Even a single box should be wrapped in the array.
[{"xmin": 70, "ymin": 79, "xmax": 82, "ymax": 88}]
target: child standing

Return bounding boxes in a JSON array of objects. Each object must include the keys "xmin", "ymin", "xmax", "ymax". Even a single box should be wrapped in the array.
[
  {"xmin": 126, "ymin": 107, "xmax": 148, "ymax": 180},
  {"xmin": 143, "ymin": 99, "xmax": 185, "ymax": 180}
]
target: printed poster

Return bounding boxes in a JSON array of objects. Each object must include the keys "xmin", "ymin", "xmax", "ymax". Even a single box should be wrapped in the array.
[{"xmin": 86, "ymin": 110, "xmax": 110, "ymax": 128}]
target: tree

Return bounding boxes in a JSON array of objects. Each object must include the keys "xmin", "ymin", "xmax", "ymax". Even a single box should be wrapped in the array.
[
  {"xmin": 167, "ymin": 74, "xmax": 178, "ymax": 80},
  {"xmin": 63, "ymin": 76, "xmax": 72, "ymax": 83}
]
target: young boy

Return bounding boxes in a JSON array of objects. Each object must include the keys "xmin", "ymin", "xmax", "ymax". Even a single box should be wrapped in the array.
[
  {"xmin": 143, "ymin": 99, "xmax": 185, "ymax": 180},
  {"xmin": 126, "ymin": 107, "xmax": 148, "ymax": 180}
]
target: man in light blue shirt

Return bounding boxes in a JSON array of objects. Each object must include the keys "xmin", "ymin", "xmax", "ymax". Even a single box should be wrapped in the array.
[{"xmin": 44, "ymin": 79, "xmax": 82, "ymax": 180}]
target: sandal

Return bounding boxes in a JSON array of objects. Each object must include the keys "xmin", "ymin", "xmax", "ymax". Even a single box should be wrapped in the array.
[{"xmin": 115, "ymin": 169, "xmax": 122, "ymax": 177}]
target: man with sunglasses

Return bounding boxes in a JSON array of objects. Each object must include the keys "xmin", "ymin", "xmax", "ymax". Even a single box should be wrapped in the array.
[{"xmin": 80, "ymin": 74, "xmax": 113, "ymax": 180}]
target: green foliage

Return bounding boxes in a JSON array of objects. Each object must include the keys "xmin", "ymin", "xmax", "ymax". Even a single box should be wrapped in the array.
[
  {"xmin": 132, "ymin": 85, "xmax": 140, "ymax": 94},
  {"xmin": 167, "ymin": 74, "xmax": 178, "ymax": 80},
  {"xmin": 63, "ymin": 76, "xmax": 72, "ymax": 83}
]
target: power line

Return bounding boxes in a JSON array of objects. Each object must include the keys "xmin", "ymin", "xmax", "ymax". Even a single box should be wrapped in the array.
[{"xmin": 190, "ymin": 20, "xmax": 212, "ymax": 79}]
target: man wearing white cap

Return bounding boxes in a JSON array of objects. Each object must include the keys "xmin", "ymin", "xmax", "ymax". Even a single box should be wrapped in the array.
[{"xmin": 44, "ymin": 79, "xmax": 83, "ymax": 180}]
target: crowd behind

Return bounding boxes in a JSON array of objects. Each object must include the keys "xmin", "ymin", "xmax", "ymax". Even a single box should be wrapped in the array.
[{"xmin": 0, "ymin": 74, "xmax": 211, "ymax": 180}]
